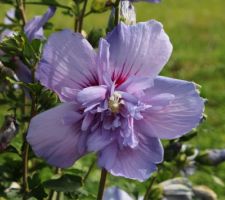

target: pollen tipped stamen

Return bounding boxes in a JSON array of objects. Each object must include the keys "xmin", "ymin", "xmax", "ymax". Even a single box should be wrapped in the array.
[{"xmin": 108, "ymin": 92, "xmax": 123, "ymax": 113}]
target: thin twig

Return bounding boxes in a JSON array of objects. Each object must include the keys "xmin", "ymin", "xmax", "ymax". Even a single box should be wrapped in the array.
[
  {"xmin": 48, "ymin": 190, "xmax": 54, "ymax": 200},
  {"xmin": 16, "ymin": 0, "xmax": 27, "ymax": 26},
  {"xmin": 78, "ymin": 0, "xmax": 88, "ymax": 33},
  {"xmin": 73, "ymin": 0, "xmax": 80, "ymax": 32},
  {"xmin": 48, "ymin": 168, "xmax": 61, "ymax": 200},
  {"xmin": 22, "ymin": 96, "xmax": 36, "ymax": 199},
  {"xmin": 83, "ymin": 160, "xmax": 95, "ymax": 183},
  {"xmin": 97, "ymin": 168, "xmax": 107, "ymax": 200},
  {"xmin": 56, "ymin": 192, "xmax": 62, "ymax": 200},
  {"xmin": 84, "ymin": 10, "xmax": 93, "ymax": 17},
  {"xmin": 143, "ymin": 175, "xmax": 157, "ymax": 200},
  {"xmin": 74, "ymin": 18, "xmax": 79, "ymax": 32},
  {"xmin": 22, "ymin": 62, "xmax": 37, "ymax": 199},
  {"xmin": 22, "ymin": 142, "xmax": 29, "ymax": 199},
  {"xmin": 114, "ymin": 0, "xmax": 120, "ymax": 26}
]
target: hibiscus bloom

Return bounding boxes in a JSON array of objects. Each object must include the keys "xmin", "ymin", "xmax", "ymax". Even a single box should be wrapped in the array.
[
  {"xmin": 0, "ymin": 6, "xmax": 56, "ymax": 83},
  {"xmin": 27, "ymin": 20, "xmax": 204, "ymax": 181}
]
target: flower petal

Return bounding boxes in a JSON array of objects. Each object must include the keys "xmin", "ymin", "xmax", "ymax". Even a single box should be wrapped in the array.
[
  {"xmin": 136, "ymin": 76, "xmax": 204, "ymax": 139},
  {"xmin": 106, "ymin": 20, "xmax": 172, "ymax": 85},
  {"xmin": 24, "ymin": 6, "xmax": 56, "ymax": 41},
  {"xmin": 98, "ymin": 134, "xmax": 163, "ymax": 181},
  {"xmin": 13, "ymin": 58, "xmax": 32, "ymax": 83},
  {"xmin": 27, "ymin": 103, "xmax": 87, "ymax": 168},
  {"xmin": 36, "ymin": 29, "xmax": 97, "ymax": 102},
  {"xmin": 87, "ymin": 128, "xmax": 115, "ymax": 152},
  {"xmin": 97, "ymin": 39, "xmax": 112, "ymax": 86},
  {"xmin": 118, "ymin": 76, "xmax": 153, "ymax": 94},
  {"xmin": 4, "ymin": 8, "xmax": 15, "ymax": 25},
  {"xmin": 77, "ymin": 85, "xmax": 107, "ymax": 106}
]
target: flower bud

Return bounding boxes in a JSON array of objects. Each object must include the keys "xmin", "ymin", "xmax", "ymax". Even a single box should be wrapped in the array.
[
  {"xmin": 107, "ymin": 0, "xmax": 136, "ymax": 31},
  {"xmin": 193, "ymin": 186, "xmax": 217, "ymax": 200},
  {"xmin": 159, "ymin": 178, "xmax": 193, "ymax": 200},
  {"xmin": 196, "ymin": 149, "xmax": 225, "ymax": 166},
  {"xmin": 120, "ymin": 1, "xmax": 136, "ymax": 25},
  {"xmin": 0, "ymin": 116, "xmax": 19, "ymax": 152}
]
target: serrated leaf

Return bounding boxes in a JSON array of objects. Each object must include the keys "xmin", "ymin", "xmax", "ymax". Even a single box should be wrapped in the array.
[{"xmin": 43, "ymin": 174, "xmax": 83, "ymax": 192}]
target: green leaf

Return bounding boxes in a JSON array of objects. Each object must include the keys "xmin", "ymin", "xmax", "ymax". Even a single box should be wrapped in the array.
[
  {"xmin": 43, "ymin": 174, "xmax": 83, "ymax": 192},
  {"xmin": 24, "ymin": 83, "xmax": 43, "ymax": 94},
  {"xmin": 0, "ymin": 56, "xmax": 11, "ymax": 63},
  {"xmin": 64, "ymin": 188, "xmax": 96, "ymax": 200},
  {"xmin": 0, "ymin": 32, "xmax": 24, "ymax": 56},
  {"xmin": 37, "ymin": 89, "xmax": 59, "ymax": 111},
  {"xmin": 28, "ymin": 185, "xmax": 48, "ymax": 200},
  {"xmin": 178, "ymin": 131, "xmax": 198, "ymax": 142},
  {"xmin": 28, "ymin": 173, "xmax": 41, "ymax": 189},
  {"xmin": 148, "ymin": 185, "xmax": 163, "ymax": 200},
  {"xmin": 10, "ymin": 133, "xmax": 23, "ymax": 155}
]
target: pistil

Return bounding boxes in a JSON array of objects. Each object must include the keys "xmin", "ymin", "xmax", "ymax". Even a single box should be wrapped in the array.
[{"xmin": 108, "ymin": 92, "xmax": 123, "ymax": 113}]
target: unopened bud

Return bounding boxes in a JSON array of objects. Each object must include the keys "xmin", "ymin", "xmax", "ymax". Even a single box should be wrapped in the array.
[
  {"xmin": 193, "ymin": 186, "xmax": 217, "ymax": 200},
  {"xmin": 107, "ymin": 0, "xmax": 136, "ymax": 32},
  {"xmin": 120, "ymin": 1, "xmax": 136, "ymax": 25},
  {"xmin": 160, "ymin": 178, "xmax": 193, "ymax": 200},
  {"xmin": 196, "ymin": 149, "xmax": 225, "ymax": 166},
  {"xmin": 0, "ymin": 116, "xmax": 19, "ymax": 152}
]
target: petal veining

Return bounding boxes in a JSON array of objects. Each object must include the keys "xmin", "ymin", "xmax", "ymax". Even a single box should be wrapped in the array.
[{"xmin": 36, "ymin": 30, "xmax": 97, "ymax": 102}]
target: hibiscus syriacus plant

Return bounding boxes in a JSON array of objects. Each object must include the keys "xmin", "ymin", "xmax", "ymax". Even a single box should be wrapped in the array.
[
  {"xmin": 27, "ymin": 20, "xmax": 204, "ymax": 182},
  {"xmin": 0, "ymin": 0, "xmax": 210, "ymax": 199}
]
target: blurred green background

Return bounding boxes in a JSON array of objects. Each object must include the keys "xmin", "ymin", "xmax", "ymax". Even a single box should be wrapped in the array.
[{"xmin": 0, "ymin": 0, "xmax": 225, "ymax": 199}]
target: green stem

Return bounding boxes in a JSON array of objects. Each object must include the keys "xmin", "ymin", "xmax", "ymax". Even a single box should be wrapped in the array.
[
  {"xmin": 83, "ymin": 160, "xmax": 95, "ymax": 183},
  {"xmin": 22, "ymin": 65, "xmax": 37, "ymax": 198},
  {"xmin": 114, "ymin": 0, "xmax": 120, "ymax": 26},
  {"xmin": 22, "ymin": 142, "xmax": 29, "ymax": 199},
  {"xmin": 78, "ymin": 0, "xmax": 88, "ymax": 33},
  {"xmin": 16, "ymin": 0, "xmax": 27, "ymax": 26},
  {"xmin": 143, "ymin": 174, "xmax": 157, "ymax": 200},
  {"xmin": 97, "ymin": 168, "xmax": 107, "ymax": 200},
  {"xmin": 22, "ymin": 97, "xmax": 35, "ymax": 199},
  {"xmin": 48, "ymin": 168, "xmax": 61, "ymax": 200},
  {"xmin": 48, "ymin": 190, "xmax": 54, "ymax": 200},
  {"xmin": 84, "ymin": 10, "xmax": 93, "ymax": 18},
  {"xmin": 74, "ymin": 18, "xmax": 79, "ymax": 32},
  {"xmin": 73, "ymin": 0, "xmax": 80, "ymax": 32}
]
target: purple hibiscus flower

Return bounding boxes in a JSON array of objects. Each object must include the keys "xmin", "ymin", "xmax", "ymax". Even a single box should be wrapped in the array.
[
  {"xmin": 0, "ymin": 7, "xmax": 56, "ymax": 83},
  {"xmin": 27, "ymin": 20, "xmax": 204, "ymax": 181}
]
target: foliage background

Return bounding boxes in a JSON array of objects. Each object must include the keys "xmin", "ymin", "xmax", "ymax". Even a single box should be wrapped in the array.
[{"xmin": 0, "ymin": 0, "xmax": 225, "ymax": 199}]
